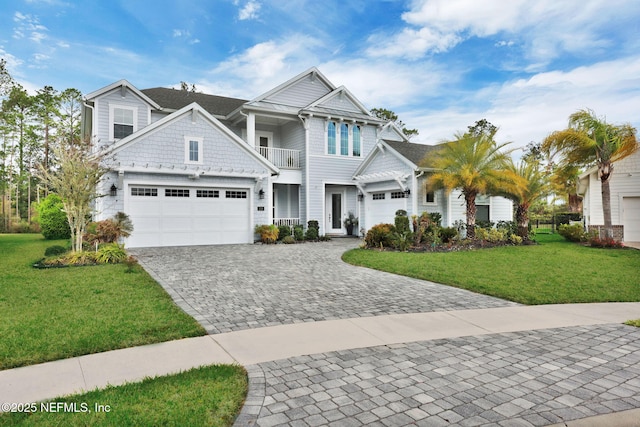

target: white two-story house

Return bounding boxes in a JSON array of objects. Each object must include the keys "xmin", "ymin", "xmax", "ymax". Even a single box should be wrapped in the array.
[{"xmin": 83, "ymin": 67, "xmax": 512, "ymax": 247}]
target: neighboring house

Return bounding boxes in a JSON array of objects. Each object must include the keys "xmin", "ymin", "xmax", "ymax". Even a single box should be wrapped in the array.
[
  {"xmin": 83, "ymin": 67, "xmax": 513, "ymax": 248},
  {"xmin": 577, "ymin": 148, "xmax": 640, "ymax": 242}
]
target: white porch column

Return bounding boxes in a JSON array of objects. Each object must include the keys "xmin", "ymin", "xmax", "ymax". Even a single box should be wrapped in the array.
[{"xmin": 247, "ymin": 112, "xmax": 255, "ymax": 147}]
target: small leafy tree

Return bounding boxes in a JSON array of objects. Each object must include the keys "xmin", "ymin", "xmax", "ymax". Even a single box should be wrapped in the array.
[
  {"xmin": 35, "ymin": 193, "xmax": 71, "ymax": 240},
  {"xmin": 39, "ymin": 143, "xmax": 107, "ymax": 252}
]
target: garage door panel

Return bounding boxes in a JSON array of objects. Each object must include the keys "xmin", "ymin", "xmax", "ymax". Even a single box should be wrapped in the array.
[
  {"xmin": 624, "ymin": 197, "xmax": 640, "ymax": 241},
  {"xmin": 126, "ymin": 185, "xmax": 251, "ymax": 248},
  {"xmin": 366, "ymin": 191, "xmax": 406, "ymax": 228}
]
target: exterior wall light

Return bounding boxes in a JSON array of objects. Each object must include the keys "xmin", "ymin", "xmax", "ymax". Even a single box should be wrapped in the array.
[{"xmin": 110, "ymin": 184, "xmax": 118, "ymax": 197}]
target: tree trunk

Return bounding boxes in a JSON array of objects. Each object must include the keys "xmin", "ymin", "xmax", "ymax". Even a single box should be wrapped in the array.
[
  {"xmin": 567, "ymin": 193, "xmax": 582, "ymax": 213},
  {"xmin": 465, "ymin": 192, "xmax": 477, "ymax": 239},
  {"xmin": 515, "ymin": 203, "xmax": 530, "ymax": 240},
  {"xmin": 601, "ymin": 174, "xmax": 613, "ymax": 239}
]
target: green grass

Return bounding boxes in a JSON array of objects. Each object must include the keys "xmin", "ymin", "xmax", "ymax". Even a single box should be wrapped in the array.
[
  {"xmin": 0, "ymin": 364, "xmax": 247, "ymax": 427},
  {"xmin": 343, "ymin": 233, "xmax": 640, "ymax": 305},
  {"xmin": 0, "ymin": 234, "xmax": 206, "ymax": 370}
]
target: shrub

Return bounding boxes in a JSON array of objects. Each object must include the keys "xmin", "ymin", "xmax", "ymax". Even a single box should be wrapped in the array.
[
  {"xmin": 282, "ymin": 235, "xmax": 296, "ymax": 244},
  {"xmin": 96, "ymin": 243, "xmax": 128, "ymax": 264},
  {"xmin": 394, "ymin": 210, "xmax": 411, "ymax": 235},
  {"xmin": 509, "ymin": 234, "xmax": 523, "ymax": 245},
  {"xmin": 427, "ymin": 212, "xmax": 442, "ymax": 227},
  {"xmin": 588, "ymin": 236, "xmax": 624, "ymax": 249},
  {"xmin": 305, "ymin": 220, "xmax": 320, "ymax": 241},
  {"xmin": 423, "ymin": 228, "xmax": 442, "ymax": 246},
  {"xmin": 293, "ymin": 225, "xmax": 304, "ymax": 241},
  {"xmin": 558, "ymin": 224, "xmax": 586, "ymax": 242},
  {"xmin": 475, "ymin": 227, "xmax": 505, "ymax": 243},
  {"xmin": 440, "ymin": 227, "xmax": 458, "ymax": 243},
  {"xmin": 255, "ymin": 224, "xmax": 279, "ymax": 244},
  {"xmin": 318, "ymin": 235, "xmax": 332, "ymax": 241},
  {"xmin": 555, "ymin": 212, "xmax": 582, "ymax": 226},
  {"xmin": 85, "ymin": 212, "xmax": 134, "ymax": 245},
  {"xmin": 44, "ymin": 245, "xmax": 68, "ymax": 257},
  {"xmin": 124, "ymin": 255, "xmax": 139, "ymax": 273},
  {"xmin": 476, "ymin": 220, "xmax": 494, "ymax": 230},
  {"xmin": 391, "ymin": 232, "xmax": 413, "ymax": 251},
  {"xmin": 364, "ymin": 223, "xmax": 395, "ymax": 248},
  {"xmin": 35, "ymin": 194, "xmax": 71, "ymax": 240},
  {"xmin": 277, "ymin": 225, "xmax": 291, "ymax": 240},
  {"xmin": 496, "ymin": 221, "xmax": 518, "ymax": 235},
  {"xmin": 66, "ymin": 251, "xmax": 98, "ymax": 265}
]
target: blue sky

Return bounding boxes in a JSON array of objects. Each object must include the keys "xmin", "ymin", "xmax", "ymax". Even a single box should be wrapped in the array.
[{"xmin": 2, "ymin": 0, "xmax": 639, "ymax": 151}]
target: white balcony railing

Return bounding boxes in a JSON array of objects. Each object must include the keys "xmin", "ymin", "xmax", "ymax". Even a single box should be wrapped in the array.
[
  {"xmin": 273, "ymin": 218, "xmax": 300, "ymax": 227},
  {"xmin": 258, "ymin": 147, "xmax": 301, "ymax": 169}
]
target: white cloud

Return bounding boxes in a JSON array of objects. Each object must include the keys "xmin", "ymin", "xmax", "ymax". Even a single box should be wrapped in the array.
[
  {"xmin": 13, "ymin": 12, "xmax": 48, "ymax": 43},
  {"xmin": 204, "ymin": 35, "xmax": 324, "ymax": 97},
  {"xmin": 368, "ymin": 0, "xmax": 638, "ymax": 63},
  {"xmin": 405, "ymin": 56, "xmax": 640, "ymax": 149},
  {"xmin": 238, "ymin": 1, "xmax": 261, "ymax": 21}
]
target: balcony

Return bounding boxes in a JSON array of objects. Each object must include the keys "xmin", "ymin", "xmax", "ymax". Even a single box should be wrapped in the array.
[{"xmin": 258, "ymin": 147, "xmax": 301, "ymax": 169}]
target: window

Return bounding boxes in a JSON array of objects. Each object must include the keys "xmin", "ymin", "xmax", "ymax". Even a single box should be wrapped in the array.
[
  {"xmin": 340, "ymin": 123, "xmax": 349, "ymax": 156},
  {"xmin": 353, "ymin": 125, "xmax": 361, "ymax": 157},
  {"xmin": 197, "ymin": 190, "xmax": 219, "ymax": 198},
  {"xmin": 391, "ymin": 191, "xmax": 405, "ymax": 199},
  {"xmin": 165, "ymin": 189, "xmax": 190, "ymax": 197},
  {"xmin": 110, "ymin": 106, "xmax": 136, "ymax": 140},
  {"xmin": 184, "ymin": 136, "xmax": 203, "ymax": 164},
  {"xmin": 131, "ymin": 187, "xmax": 157, "ymax": 197},
  {"xmin": 327, "ymin": 121, "xmax": 336, "ymax": 155},
  {"xmin": 226, "ymin": 190, "xmax": 247, "ymax": 199},
  {"xmin": 425, "ymin": 191, "xmax": 435, "ymax": 204},
  {"xmin": 372, "ymin": 193, "xmax": 385, "ymax": 200}
]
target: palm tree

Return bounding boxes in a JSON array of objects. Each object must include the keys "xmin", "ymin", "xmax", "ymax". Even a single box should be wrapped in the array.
[
  {"xmin": 423, "ymin": 132, "xmax": 518, "ymax": 239},
  {"xmin": 542, "ymin": 109, "xmax": 638, "ymax": 239},
  {"xmin": 498, "ymin": 160, "xmax": 550, "ymax": 240}
]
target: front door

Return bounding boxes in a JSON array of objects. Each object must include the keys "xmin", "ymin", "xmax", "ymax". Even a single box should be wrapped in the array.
[{"xmin": 326, "ymin": 191, "xmax": 343, "ymax": 233}]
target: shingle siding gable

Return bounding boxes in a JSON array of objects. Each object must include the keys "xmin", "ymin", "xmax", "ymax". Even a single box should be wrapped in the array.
[{"xmin": 266, "ymin": 74, "xmax": 333, "ymax": 107}]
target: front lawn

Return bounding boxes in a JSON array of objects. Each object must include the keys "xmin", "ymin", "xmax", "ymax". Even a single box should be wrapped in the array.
[
  {"xmin": 343, "ymin": 234, "xmax": 640, "ymax": 305},
  {"xmin": 0, "ymin": 364, "xmax": 247, "ymax": 427},
  {"xmin": 0, "ymin": 234, "xmax": 206, "ymax": 370}
]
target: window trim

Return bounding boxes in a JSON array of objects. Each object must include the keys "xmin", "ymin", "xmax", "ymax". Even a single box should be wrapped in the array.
[
  {"xmin": 184, "ymin": 136, "xmax": 203, "ymax": 165},
  {"xmin": 109, "ymin": 105, "xmax": 138, "ymax": 141},
  {"xmin": 425, "ymin": 191, "xmax": 436, "ymax": 205}
]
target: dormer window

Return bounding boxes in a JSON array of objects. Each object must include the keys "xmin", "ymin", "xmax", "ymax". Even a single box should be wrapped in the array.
[{"xmin": 110, "ymin": 105, "xmax": 137, "ymax": 141}]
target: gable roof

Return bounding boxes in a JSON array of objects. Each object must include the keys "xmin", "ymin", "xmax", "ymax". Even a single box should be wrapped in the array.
[
  {"xmin": 353, "ymin": 139, "xmax": 441, "ymax": 178},
  {"xmin": 250, "ymin": 67, "xmax": 336, "ymax": 105},
  {"xmin": 84, "ymin": 79, "xmax": 161, "ymax": 110},
  {"xmin": 99, "ymin": 102, "xmax": 278, "ymax": 174},
  {"xmin": 384, "ymin": 140, "xmax": 441, "ymax": 166},
  {"xmin": 141, "ymin": 87, "xmax": 247, "ymax": 117},
  {"xmin": 302, "ymin": 86, "xmax": 376, "ymax": 122}
]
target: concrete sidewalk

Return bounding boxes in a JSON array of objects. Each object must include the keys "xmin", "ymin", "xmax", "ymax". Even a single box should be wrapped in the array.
[{"xmin": 1, "ymin": 302, "xmax": 639, "ymax": 407}]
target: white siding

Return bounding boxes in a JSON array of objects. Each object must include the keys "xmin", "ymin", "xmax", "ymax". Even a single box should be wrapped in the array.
[
  {"xmin": 583, "ymin": 151, "xmax": 640, "ymax": 226},
  {"xmin": 94, "ymin": 88, "xmax": 151, "ymax": 145},
  {"xmin": 267, "ymin": 74, "xmax": 333, "ymax": 107}
]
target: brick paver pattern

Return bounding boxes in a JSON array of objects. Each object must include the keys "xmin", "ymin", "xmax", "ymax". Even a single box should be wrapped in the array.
[
  {"xmin": 132, "ymin": 240, "xmax": 518, "ymax": 334},
  {"xmin": 246, "ymin": 324, "xmax": 640, "ymax": 427}
]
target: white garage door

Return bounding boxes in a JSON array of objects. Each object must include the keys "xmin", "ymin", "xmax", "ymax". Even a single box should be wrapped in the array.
[
  {"xmin": 366, "ymin": 190, "xmax": 406, "ymax": 228},
  {"xmin": 623, "ymin": 197, "xmax": 640, "ymax": 242},
  {"xmin": 125, "ymin": 185, "xmax": 251, "ymax": 248}
]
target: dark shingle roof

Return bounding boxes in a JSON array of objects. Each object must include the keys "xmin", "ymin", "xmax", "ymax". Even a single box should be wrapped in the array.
[
  {"xmin": 141, "ymin": 87, "xmax": 247, "ymax": 117},
  {"xmin": 384, "ymin": 140, "xmax": 441, "ymax": 166}
]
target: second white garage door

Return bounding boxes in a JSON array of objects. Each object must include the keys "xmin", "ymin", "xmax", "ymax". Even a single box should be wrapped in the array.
[
  {"xmin": 125, "ymin": 185, "xmax": 251, "ymax": 248},
  {"xmin": 366, "ymin": 190, "xmax": 407, "ymax": 228},
  {"xmin": 623, "ymin": 197, "xmax": 640, "ymax": 242}
]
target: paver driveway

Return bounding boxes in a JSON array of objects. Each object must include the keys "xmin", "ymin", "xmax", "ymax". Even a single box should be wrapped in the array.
[{"xmin": 132, "ymin": 239, "xmax": 517, "ymax": 334}]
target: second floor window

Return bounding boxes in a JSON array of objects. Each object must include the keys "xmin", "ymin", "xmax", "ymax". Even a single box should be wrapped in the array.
[
  {"xmin": 113, "ymin": 107, "xmax": 134, "ymax": 139},
  {"xmin": 327, "ymin": 121, "xmax": 363, "ymax": 157},
  {"xmin": 340, "ymin": 123, "xmax": 349, "ymax": 155},
  {"xmin": 353, "ymin": 125, "xmax": 361, "ymax": 157},
  {"xmin": 327, "ymin": 121, "xmax": 336, "ymax": 155}
]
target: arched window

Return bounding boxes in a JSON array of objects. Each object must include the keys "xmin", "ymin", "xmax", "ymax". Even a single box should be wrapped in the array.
[
  {"xmin": 352, "ymin": 125, "xmax": 361, "ymax": 157},
  {"xmin": 340, "ymin": 123, "xmax": 349, "ymax": 155},
  {"xmin": 327, "ymin": 121, "xmax": 336, "ymax": 155}
]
